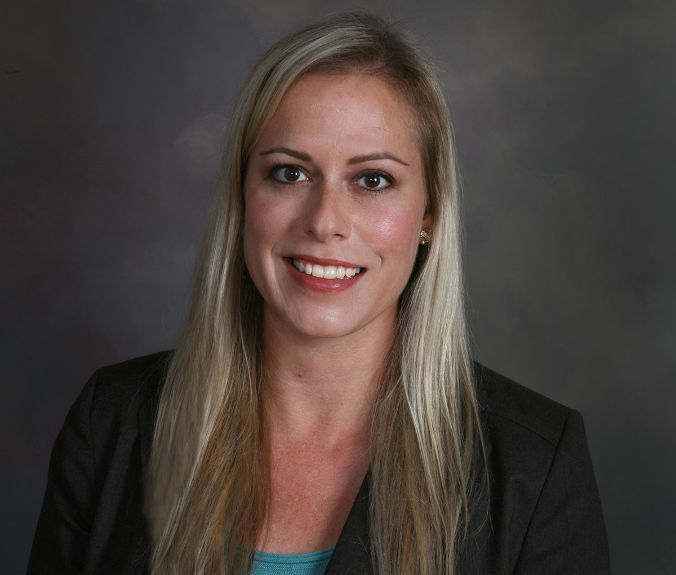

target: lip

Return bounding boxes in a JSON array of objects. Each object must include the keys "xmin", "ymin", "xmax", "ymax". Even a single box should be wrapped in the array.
[
  {"xmin": 283, "ymin": 258, "xmax": 365, "ymax": 293},
  {"xmin": 286, "ymin": 254, "xmax": 364, "ymax": 269}
]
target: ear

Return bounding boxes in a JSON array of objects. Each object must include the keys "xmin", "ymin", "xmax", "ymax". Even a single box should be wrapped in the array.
[{"xmin": 422, "ymin": 210, "xmax": 433, "ymax": 230}]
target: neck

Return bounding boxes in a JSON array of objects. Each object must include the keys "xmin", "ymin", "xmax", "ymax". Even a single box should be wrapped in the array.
[{"xmin": 261, "ymin": 308, "xmax": 395, "ymax": 445}]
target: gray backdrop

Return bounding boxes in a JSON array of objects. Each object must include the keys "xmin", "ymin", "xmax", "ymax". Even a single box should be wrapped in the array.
[{"xmin": 2, "ymin": 0, "xmax": 674, "ymax": 573}]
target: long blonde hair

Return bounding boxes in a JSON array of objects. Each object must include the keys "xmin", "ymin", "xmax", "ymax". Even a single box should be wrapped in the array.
[{"xmin": 148, "ymin": 12, "xmax": 483, "ymax": 575}]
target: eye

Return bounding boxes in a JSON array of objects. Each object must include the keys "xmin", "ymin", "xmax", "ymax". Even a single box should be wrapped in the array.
[
  {"xmin": 271, "ymin": 164, "xmax": 309, "ymax": 184},
  {"xmin": 356, "ymin": 171, "xmax": 393, "ymax": 192}
]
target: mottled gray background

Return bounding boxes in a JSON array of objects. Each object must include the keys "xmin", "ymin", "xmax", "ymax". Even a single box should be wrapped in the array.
[{"xmin": 2, "ymin": 0, "xmax": 674, "ymax": 573}]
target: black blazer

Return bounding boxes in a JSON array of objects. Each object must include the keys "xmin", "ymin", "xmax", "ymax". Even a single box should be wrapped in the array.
[{"xmin": 28, "ymin": 352, "xmax": 611, "ymax": 574}]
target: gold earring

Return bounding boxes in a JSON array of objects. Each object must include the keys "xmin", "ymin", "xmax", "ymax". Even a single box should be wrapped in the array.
[{"xmin": 419, "ymin": 227, "xmax": 432, "ymax": 246}]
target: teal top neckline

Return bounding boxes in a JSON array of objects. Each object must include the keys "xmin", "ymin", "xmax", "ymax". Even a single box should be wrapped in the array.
[{"xmin": 251, "ymin": 547, "xmax": 334, "ymax": 574}]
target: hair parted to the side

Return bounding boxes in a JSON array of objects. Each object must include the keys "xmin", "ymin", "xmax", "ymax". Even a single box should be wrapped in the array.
[{"xmin": 147, "ymin": 12, "xmax": 484, "ymax": 575}]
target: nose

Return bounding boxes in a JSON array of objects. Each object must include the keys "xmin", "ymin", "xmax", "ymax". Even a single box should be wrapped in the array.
[{"xmin": 304, "ymin": 179, "xmax": 351, "ymax": 242}]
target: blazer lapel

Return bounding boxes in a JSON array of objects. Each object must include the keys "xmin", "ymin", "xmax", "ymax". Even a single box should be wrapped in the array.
[
  {"xmin": 122, "ymin": 359, "xmax": 167, "ymax": 575},
  {"xmin": 324, "ymin": 369, "xmax": 492, "ymax": 575},
  {"xmin": 324, "ymin": 471, "xmax": 372, "ymax": 574}
]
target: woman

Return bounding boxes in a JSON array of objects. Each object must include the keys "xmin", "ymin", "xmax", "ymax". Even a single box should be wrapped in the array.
[{"xmin": 28, "ymin": 12, "xmax": 611, "ymax": 575}]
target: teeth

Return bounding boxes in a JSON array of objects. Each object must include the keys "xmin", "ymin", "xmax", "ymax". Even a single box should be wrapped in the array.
[
  {"xmin": 292, "ymin": 259, "xmax": 362, "ymax": 280},
  {"xmin": 311, "ymin": 264, "xmax": 323, "ymax": 278}
]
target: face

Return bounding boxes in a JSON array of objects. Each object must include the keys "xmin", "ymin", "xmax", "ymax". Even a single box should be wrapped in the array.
[{"xmin": 243, "ymin": 72, "xmax": 432, "ymax": 341}]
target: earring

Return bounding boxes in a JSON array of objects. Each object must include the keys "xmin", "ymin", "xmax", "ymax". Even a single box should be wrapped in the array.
[{"xmin": 419, "ymin": 227, "xmax": 432, "ymax": 246}]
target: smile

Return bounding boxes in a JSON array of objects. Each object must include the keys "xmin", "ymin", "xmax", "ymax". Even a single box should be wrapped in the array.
[{"xmin": 291, "ymin": 258, "xmax": 363, "ymax": 280}]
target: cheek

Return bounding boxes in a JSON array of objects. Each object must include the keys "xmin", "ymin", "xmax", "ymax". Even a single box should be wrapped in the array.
[
  {"xmin": 244, "ymin": 193, "xmax": 277, "ymax": 239},
  {"xmin": 242, "ymin": 192, "xmax": 281, "ymax": 284},
  {"xmin": 243, "ymin": 190, "xmax": 296, "ymax": 258},
  {"xmin": 364, "ymin": 207, "xmax": 420, "ymax": 259}
]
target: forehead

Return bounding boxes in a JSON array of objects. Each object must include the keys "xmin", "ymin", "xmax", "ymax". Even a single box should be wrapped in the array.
[{"xmin": 256, "ymin": 72, "xmax": 420, "ymax": 154}]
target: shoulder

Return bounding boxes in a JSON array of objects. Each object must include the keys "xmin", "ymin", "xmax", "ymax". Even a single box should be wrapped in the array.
[
  {"xmin": 60, "ymin": 350, "xmax": 172, "ymax": 437},
  {"xmin": 466, "ymin": 363, "xmax": 610, "ymax": 573},
  {"xmin": 80, "ymin": 350, "xmax": 173, "ymax": 428},
  {"xmin": 89, "ymin": 350, "xmax": 173, "ymax": 406},
  {"xmin": 28, "ymin": 351, "xmax": 173, "ymax": 573},
  {"xmin": 72, "ymin": 350, "xmax": 173, "ymax": 476},
  {"xmin": 472, "ymin": 361, "xmax": 573, "ymax": 448},
  {"xmin": 470, "ymin": 362, "xmax": 583, "ymax": 525}
]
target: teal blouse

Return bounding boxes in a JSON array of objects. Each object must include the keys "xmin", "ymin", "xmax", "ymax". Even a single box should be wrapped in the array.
[{"xmin": 251, "ymin": 548, "xmax": 334, "ymax": 575}]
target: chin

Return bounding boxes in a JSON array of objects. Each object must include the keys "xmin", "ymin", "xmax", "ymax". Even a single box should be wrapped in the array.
[{"xmin": 287, "ymin": 317, "xmax": 363, "ymax": 340}]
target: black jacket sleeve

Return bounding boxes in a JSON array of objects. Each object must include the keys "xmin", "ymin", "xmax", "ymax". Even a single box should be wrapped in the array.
[
  {"xmin": 513, "ymin": 410, "xmax": 611, "ymax": 574},
  {"xmin": 27, "ymin": 371, "xmax": 100, "ymax": 574}
]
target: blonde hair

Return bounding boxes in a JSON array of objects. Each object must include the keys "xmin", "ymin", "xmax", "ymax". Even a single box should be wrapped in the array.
[{"xmin": 148, "ymin": 12, "xmax": 484, "ymax": 575}]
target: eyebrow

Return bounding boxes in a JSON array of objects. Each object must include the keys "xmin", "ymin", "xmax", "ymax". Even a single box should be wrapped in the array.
[
  {"xmin": 348, "ymin": 152, "xmax": 409, "ymax": 166},
  {"xmin": 259, "ymin": 147, "xmax": 311, "ymax": 161},
  {"xmin": 259, "ymin": 147, "xmax": 409, "ymax": 166}
]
